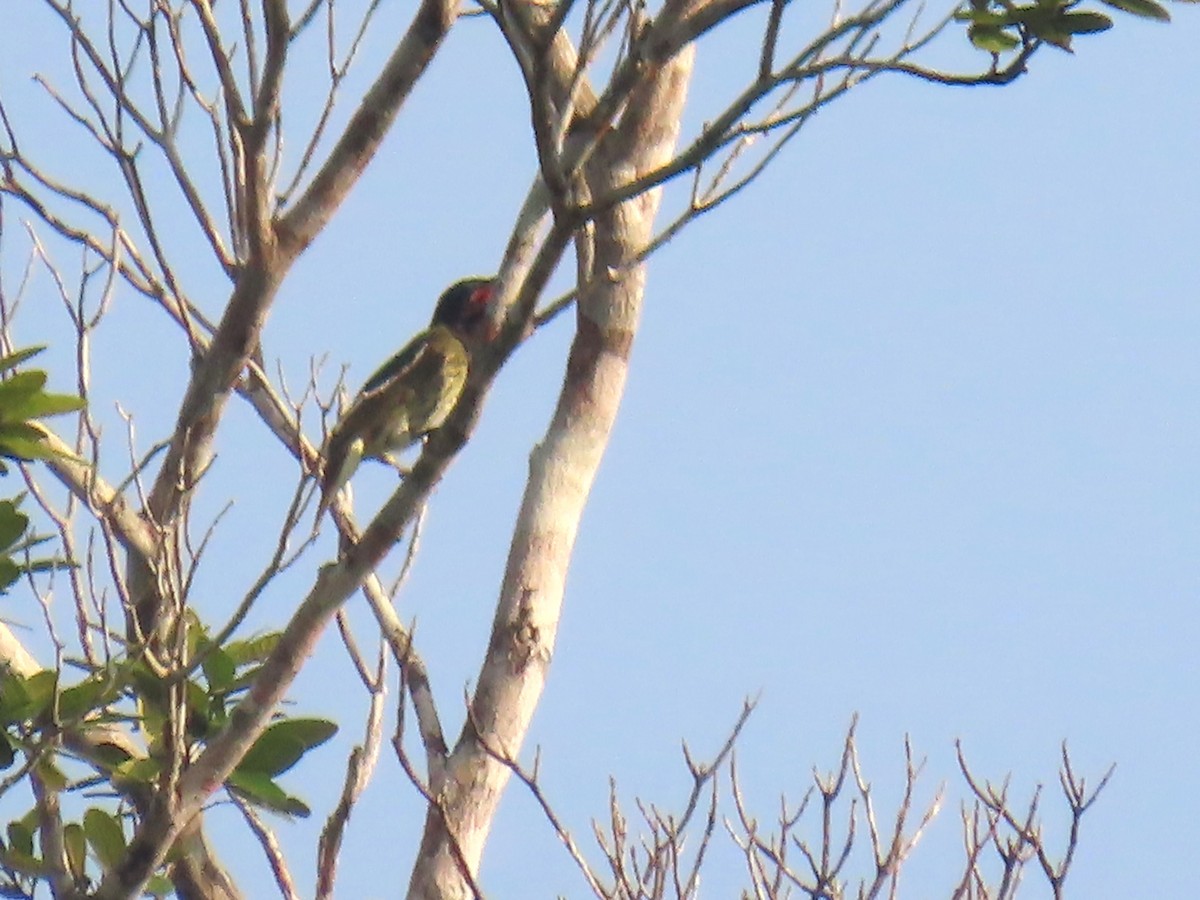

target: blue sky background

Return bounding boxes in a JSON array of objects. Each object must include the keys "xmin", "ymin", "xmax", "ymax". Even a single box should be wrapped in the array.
[{"xmin": 1, "ymin": 1, "xmax": 1197, "ymax": 896}]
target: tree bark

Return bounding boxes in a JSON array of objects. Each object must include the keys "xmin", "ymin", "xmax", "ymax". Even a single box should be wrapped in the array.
[{"xmin": 405, "ymin": 44, "xmax": 697, "ymax": 900}]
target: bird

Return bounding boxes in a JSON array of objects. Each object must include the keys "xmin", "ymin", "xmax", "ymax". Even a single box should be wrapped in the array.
[{"xmin": 316, "ymin": 277, "xmax": 494, "ymax": 521}]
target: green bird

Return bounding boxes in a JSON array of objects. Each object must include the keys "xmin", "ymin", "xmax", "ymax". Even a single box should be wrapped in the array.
[{"xmin": 317, "ymin": 277, "xmax": 494, "ymax": 520}]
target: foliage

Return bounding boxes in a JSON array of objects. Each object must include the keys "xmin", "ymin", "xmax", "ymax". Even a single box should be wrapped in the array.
[
  {"xmin": 0, "ymin": 619, "xmax": 334, "ymax": 895},
  {"xmin": 0, "ymin": 350, "xmax": 332, "ymax": 891},
  {"xmin": 959, "ymin": 0, "xmax": 1183, "ymax": 52},
  {"xmin": 0, "ymin": 345, "xmax": 82, "ymax": 593},
  {"xmin": 0, "ymin": 0, "xmax": 1186, "ymax": 894}
]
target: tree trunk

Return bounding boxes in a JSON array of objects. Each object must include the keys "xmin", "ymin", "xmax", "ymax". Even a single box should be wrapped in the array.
[{"xmin": 405, "ymin": 44, "xmax": 696, "ymax": 900}]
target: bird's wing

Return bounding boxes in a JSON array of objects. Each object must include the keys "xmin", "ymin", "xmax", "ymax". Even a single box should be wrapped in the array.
[
  {"xmin": 339, "ymin": 327, "xmax": 462, "ymax": 448},
  {"xmin": 358, "ymin": 329, "xmax": 435, "ymax": 395}
]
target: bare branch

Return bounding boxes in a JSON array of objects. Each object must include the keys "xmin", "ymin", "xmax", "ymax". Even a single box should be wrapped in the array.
[
  {"xmin": 316, "ymin": 648, "xmax": 386, "ymax": 899},
  {"xmin": 232, "ymin": 795, "xmax": 300, "ymax": 900},
  {"xmin": 276, "ymin": 0, "xmax": 461, "ymax": 254},
  {"xmin": 276, "ymin": 0, "xmax": 388, "ymax": 209}
]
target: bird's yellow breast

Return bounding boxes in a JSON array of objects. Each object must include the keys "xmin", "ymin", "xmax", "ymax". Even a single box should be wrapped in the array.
[{"xmin": 415, "ymin": 327, "xmax": 469, "ymax": 432}]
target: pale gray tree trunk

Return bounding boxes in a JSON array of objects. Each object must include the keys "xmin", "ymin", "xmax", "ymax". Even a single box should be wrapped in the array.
[{"xmin": 405, "ymin": 44, "xmax": 697, "ymax": 900}]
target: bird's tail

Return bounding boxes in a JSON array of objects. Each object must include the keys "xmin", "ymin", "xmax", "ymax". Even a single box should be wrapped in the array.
[{"xmin": 315, "ymin": 435, "xmax": 364, "ymax": 525}]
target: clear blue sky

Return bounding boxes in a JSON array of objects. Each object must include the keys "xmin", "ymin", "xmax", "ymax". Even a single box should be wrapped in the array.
[{"xmin": 1, "ymin": 2, "xmax": 1197, "ymax": 896}]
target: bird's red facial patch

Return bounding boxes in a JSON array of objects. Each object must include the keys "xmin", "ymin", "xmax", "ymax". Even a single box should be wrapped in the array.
[
  {"xmin": 465, "ymin": 283, "xmax": 497, "ymax": 342},
  {"xmin": 470, "ymin": 284, "xmax": 494, "ymax": 307}
]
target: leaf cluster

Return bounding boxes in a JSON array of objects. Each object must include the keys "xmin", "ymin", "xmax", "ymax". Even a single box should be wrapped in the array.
[
  {"xmin": 0, "ymin": 622, "xmax": 335, "ymax": 894},
  {"xmin": 0, "ymin": 346, "xmax": 84, "ymax": 593},
  {"xmin": 958, "ymin": 0, "xmax": 1186, "ymax": 52}
]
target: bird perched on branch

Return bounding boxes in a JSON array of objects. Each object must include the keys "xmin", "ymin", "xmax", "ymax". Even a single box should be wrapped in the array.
[{"xmin": 317, "ymin": 277, "xmax": 494, "ymax": 520}]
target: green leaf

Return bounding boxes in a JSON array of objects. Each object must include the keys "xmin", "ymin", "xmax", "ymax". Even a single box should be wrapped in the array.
[
  {"xmin": 185, "ymin": 679, "xmax": 221, "ymax": 740},
  {"xmin": 226, "ymin": 769, "xmax": 311, "ymax": 818},
  {"xmin": 6, "ymin": 821, "xmax": 33, "ymax": 858},
  {"xmin": 201, "ymin": 647, "xmax": 237, "ymax": 693},
  {"xmin": 130, "ymin": 661, "xmax": 168, "ymax": 707},
  {"xmin": 64, "ymin": 822, "xmax": 87, "ymax": 883},
  {"xmin": 1006, "ymin": 3, "xmax": 1060, "ymax": 25},
  {"xmin": 1099, "ymin": 0, "xmax": 1170, "ymax": 18},
  {"xmin": 58, "ymin": 674, "xmax": 122, "ymax": 722},
  {"xmin": 86, "ymin": 733, "xmax": 135, "ymax": 772},
  {"xmin": 0, "ymin": 670, "xmax": 57, "ymax": 725},
  {"xmin": 25, "ymin": 670, "xmax": 58, "ymax": 716},
  {"xmin": 35, "ymin": 756, "xmax": 68, "ymax": 792},
  {"xmin": 0, "ymin": 846, "xmax": 49, "ymax": 878},
  {"xmin": 1037, "ymin": 25, "xmax": 1075, "ymax": 49},
  {"xmin": 968, "ymin": 22, "xmax": 1022, "ymax": 50},
  {"xmin": 138, "ymin": 701, "xmax": 166, "ymax": 750},
  {"xmin": 238, "ymin": 718, "xmax": 337, "ymax": 778},
  {"xmin": 25, "ymin": 556, "xmax": 79, "ymax": 577},
  {"xmin": 225, "ymin": 632, "xmax": 281, "ymax": 666},
  {"xmin": 225, "ymin": 664, "xmax": 264, "ymax": 696},
  {"xmin": 145, "ymin": 874, "xmax": 175, "ymax": 898},
  {"xmin": 0, "ymin": 347, "xmax": 45, "ymax": 376},
  {"xmin": 13, "ymin": 531, "xmax": 53, "ymax": 552},
  {"xmin": 0, "ymin": 502, "xmax": 29, "ymax": 553},
  {"xmin": 16, "ymin": 807, "xmax": 39, "ymax": 833},
  {"xmin": 0, "ymin": 372, "xmax": 47, "ymax": 410},
  {"xmin": 0, "ymin": 423, "xmax": 51, "ymax": 462},
  {"xmin": 112, "ymin": 756, "xmax": 160, "ymax": 786},
  {"xmin": 955, "ymin": 6, "xmax": 1010, "ymax": 23},
  {"xmin": 1059, "ymin": 10, "xmax": 1113, "ymax": 32},
  {"xmin": 0, "ymin": 733, "xmax": 15, "ymax": 770},
  {"xmin": 6, "ymin": 392, "xmax": 85, "ymax": 420},
  {"xmin": 0, "ymin": 560, "xmax": 20, "ymax": 594},
  {"xmin": 83, "ymin": 808, "xmax": 126, "ymax": 870},
  {"xmin": 184, "ymin": 612, "xmax": 209, "ymax": 658}
]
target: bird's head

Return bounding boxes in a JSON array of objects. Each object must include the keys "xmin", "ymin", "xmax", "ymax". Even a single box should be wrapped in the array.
[{"xmin": 431, "ymin": 277, "xmax": 495, "ymax": 341}]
